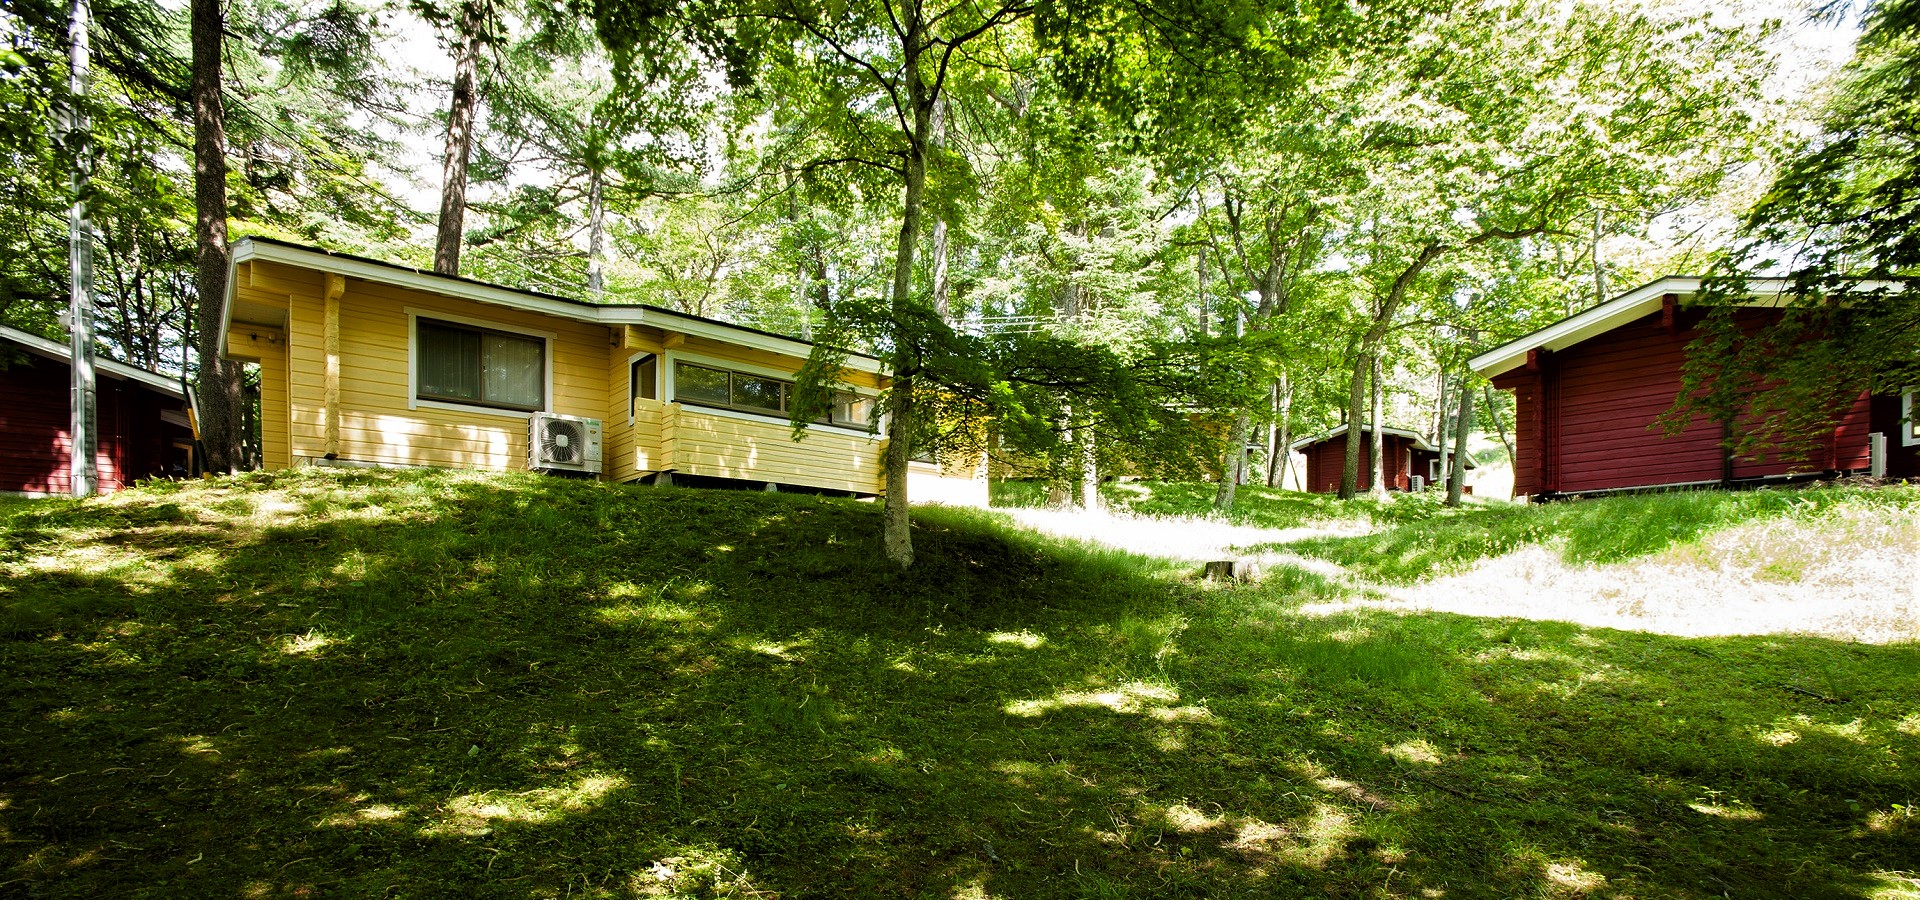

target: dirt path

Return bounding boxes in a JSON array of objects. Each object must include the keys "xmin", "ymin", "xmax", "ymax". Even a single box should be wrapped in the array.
[
  {"xmin": 1000, "ymin": 505, "xmax": 1920, "ymax": 644},
  {"xmin": 999, "ymin": 507, "xmax": 1359, "ymax": 577}
]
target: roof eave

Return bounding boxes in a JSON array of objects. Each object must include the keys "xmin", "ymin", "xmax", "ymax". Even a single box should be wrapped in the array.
[{"xmin": 227, "ymin": 238, "xmax": 887, "ymax": 375}]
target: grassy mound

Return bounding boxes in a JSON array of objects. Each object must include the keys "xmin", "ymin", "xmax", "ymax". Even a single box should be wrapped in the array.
[{"xmin": 3, "ymin": 470, "xmax": 1917, "ymax": 898}]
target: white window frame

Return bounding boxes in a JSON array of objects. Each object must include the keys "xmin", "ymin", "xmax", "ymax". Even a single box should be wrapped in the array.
[
  {"xmin": 662, "ymin": 348, "xmax": 881, "ymax": 437},
  {"xmin": 627, "ymin": 351, "xmax": 661, "ymax": 425},
  {"xmin": 1904, "ymin": 387, "xmax": 1918, "ymax": 447},
  {"xmin": 406, "ymin": 308, "xmax": 555, "ymax": 420}
]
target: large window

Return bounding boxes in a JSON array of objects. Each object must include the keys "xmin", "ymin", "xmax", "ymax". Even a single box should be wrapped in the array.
[
  {"xmin": 416, "ymin": 318, "xmax": 545, "ymax": 411},
  {"xmin": 672, "ymin": 360, "xmax": 875, "ymax": 428}
]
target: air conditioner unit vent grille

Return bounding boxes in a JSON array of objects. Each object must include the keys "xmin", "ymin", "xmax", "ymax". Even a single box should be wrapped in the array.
[{"xmin": 528, "ymin": 413, "xmax": 603, "ymax": 475}]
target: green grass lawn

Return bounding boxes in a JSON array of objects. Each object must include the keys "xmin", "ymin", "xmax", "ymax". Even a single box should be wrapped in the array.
[{"xmin": 3, "ymin": 470, "xmax": 1917, "ymax": 898}]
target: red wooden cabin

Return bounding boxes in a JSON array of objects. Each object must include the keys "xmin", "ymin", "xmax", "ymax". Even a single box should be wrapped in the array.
[
  {"xmin": 1291, "ymin": 425, "xmax": 1444, "ymax": 494},
  {"xmin": 1, "ymin": 324, "xmax": 197, "ymax": 496},
  {"xmin": 1470, "ymin": 277, "xmax": 1918, "ymax": 500}
]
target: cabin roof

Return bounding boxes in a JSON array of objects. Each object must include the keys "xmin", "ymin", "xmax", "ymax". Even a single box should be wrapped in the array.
[
  {"xmin": 221, "ymin": 237, "xmax": 885, "ymax": 374},
  {"xmin": 0, "ymin": 322, "xmax": 190, "ymax": 401},
  {"xmin": 1468, "ymin": 276, "xmax": 1716, "ymax": 379},
  {"xmin": 1466, "ymin": 275, "xmax": 1911, "ymax": 379},
  {"xmin": 1289, "ymin": 424, "xmax": 1437, "ymax": 453}
]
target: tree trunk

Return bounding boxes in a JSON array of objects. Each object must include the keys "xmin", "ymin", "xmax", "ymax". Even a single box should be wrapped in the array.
[
  {"xmin": 1268, "ymin": 373, "xmax": 1292, "ymax": 488},
  {"xmin": 880, "ymin": 40, "xmax": 934, "ymax": 570},
  {"xmin": 928, "ymin": 95, "xmax": 952, "ymax": 324},
  {"xmin": 1447, "ymin": 378, "xmax": 1474, "ymax": 507},
  {"xmin": 1195, "ymin": 232, "xmax": 1208, "ymax": 338},
  {"xmin": 1369, "ymin": 355, "xmax": 1387, "ymax": 499},
  {"xmin": 1339, "ymin": 350, "xmax": 1366, "ymax": 498},
  {"xmin": 1213, "ymin": 411, "xmax": 1250, "ymax": 510},
  {"xmin": 1075, "ymin": 417, "xmax": 1099, "ymax": 511},
  {"xmin": 586, "ymin": 165, "xmax": 606, "ymax": 300},
  {"xmin": 1436, "ymin": 371, "xmax": 1450, "ymax": 488},
  {"xmin": 192, "ymin": 0, "xmax": 241, "ymax": 473},
  {"xmin": 434, "ymin": 1, "xmax": 483, "ymax": 276},
  {"xmin": 65, "ymin": 0, "xmax": 98, "ymax": 496},
  {"xmin": 1485, "ymin": 384, "xmax": 1514, "ymax": 497},
  {"xmin": 1592, "ymin": 207, "xmax": 1607, "ymax": 308}
]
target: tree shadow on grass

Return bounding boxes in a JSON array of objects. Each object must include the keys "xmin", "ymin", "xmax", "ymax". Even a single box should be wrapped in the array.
[{"xmin": 0, "ymin": 470, "xmax": 1915, "ymax": 898}]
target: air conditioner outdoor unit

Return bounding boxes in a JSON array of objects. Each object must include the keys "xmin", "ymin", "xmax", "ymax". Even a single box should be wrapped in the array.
[
  {"xmin": 1409, "ymin": 474, "xmax": 1426, "ymax": 492},
  {"xmin": 1870, "ymin": 431, "xmax": 1888, "ymax": 478},
  {"xmin": 529, "ymin": 413, "xmax": 603, "ymax": 475}
]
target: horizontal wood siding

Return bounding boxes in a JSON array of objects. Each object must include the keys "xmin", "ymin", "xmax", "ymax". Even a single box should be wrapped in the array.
[
  {"xmin": 667, "ymin": 406, "xmax": 882, "ymax": 493},
  {"xmin": 1504, "ymin": 308, "xmax": 1883, "ymax": 495},
  {"xmin": 1550, "ymin": 314, "xmax": 1724, "ymax": 492},
  {"xmin": 1302, "ymin": 433, "xmax": 1411, "ymax": 493},
  {"xmin": 281, "ymin": 275, "xmax": 611, "ymax": 470},
  {"xmin": 0, "ymin": 354, "xmax": 189, "ymax": 493}
]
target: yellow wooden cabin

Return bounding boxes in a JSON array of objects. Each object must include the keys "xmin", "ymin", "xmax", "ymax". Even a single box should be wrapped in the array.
[{"xmin": 220, "ymin": 238, "xmax": 986, "ymax": 502}]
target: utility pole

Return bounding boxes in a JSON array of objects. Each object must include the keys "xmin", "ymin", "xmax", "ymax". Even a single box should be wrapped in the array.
[{"xmin": 65, "ymin": 0, "xmax": 98, "ymax": 497}]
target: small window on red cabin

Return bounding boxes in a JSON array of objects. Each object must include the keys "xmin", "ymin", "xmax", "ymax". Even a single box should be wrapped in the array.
[{"xmin": 1904, "ymin": 388, "xmax": 1918, "ymax": 448}]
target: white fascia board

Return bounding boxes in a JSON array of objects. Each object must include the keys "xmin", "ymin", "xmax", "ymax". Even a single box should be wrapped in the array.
[
  {"xmin": 228, "ymin": 239, "xmax": 887, "ymax": 376},
  {"xmin": 1463, "ymin": 276, "xmax": 1845, "ymax": 379},
  {"xmin": 1468, "ymin": 278, "xmax": 1702, "ymax": 379},
  {"xmin": 234, "ymin": 238, "xmax": 594, "ymax": 323},
  {"xmin": 0, "ymin": 323, "xmax": 186, "ymax": 399},
  {"xmin": 220, "ymin": 248, "xmax": 237, "ymax": 358}
]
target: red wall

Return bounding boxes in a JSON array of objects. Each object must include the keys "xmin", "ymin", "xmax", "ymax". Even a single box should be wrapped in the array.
[
  {"xmin": 1493, "ymin": 308, "xmax": 1882, "ymax": 497},
  {"xmin": 0, "ymin": 354, "xmax": 190, "ymax": 494},
  {"xmin": 1302, "ymin": 432, "xmax": 1420, "ymax": 493}
]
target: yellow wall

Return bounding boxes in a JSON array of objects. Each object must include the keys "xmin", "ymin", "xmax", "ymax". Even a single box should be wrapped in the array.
[
  {"xmin": 233, "ymin": 258, "xmax": 889, "ymax": 493},
  {"xmin": 608, "ymin": 325, "xmax": 886, "ymax": 493},
  {"xmin": 671, "ymin": 409, "xmax": 882, "ymax": 494}
]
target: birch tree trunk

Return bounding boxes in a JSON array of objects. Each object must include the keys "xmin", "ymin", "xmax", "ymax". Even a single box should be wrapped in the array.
[
  {"xmin": 65, "ymin": 0, "xmax": 98, "ymax": 495},
  {"xmin": 928, "ymin": 96, "xmax": 952, "ymax": 323},
  {"xmin": 434, "ymin": 1, "xmax": 483, "ymax": 276},
  {"xmin": 1075, "ymin": 418, "xmax": 1099, "ymax": 511},
  {"xmin": 1436, "ymin": 372, "xmax": 1450, "ymax": 489}
]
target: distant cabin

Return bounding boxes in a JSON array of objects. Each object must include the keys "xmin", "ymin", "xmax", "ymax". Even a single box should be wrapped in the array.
[
  {"xmin": 0, "ymin": 323, "xmax": 197, "ymax": 496},
  {"xmin": 1292, "ymin": 425, "xmax": 1451, "ymax": 494},
  {"xmin": 1469, "ymin": 276, "xmax": 1918, "ymax": 500},
  {"xmin": 219, "ymin": 238, "xmax": 985, "ymax": 503}
]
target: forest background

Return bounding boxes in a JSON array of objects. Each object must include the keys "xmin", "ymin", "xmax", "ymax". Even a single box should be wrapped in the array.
[{"xmin": 0, "ymin": 0, "xmax": 1884, "ymax": 540}]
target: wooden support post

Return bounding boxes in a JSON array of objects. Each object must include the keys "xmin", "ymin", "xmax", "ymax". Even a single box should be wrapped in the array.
[{"xmin": 323, "ymin": 273, "xmax": 344, "ymax": 459}]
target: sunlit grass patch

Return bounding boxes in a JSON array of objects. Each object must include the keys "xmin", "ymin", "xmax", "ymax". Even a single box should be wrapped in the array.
[{"xmin": 422, "ymin": 773, "xmax": 628, "ymax": 837}]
